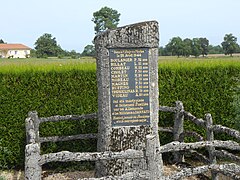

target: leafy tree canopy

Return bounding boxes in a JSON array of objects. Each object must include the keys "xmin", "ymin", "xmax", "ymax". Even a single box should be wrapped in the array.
[
  {"xmin": 0, "ymin": 39, "xmax": 5, "ymax": 43},
  {"xmin": 208, "ymin": 45, "xmax": 223, "ymax": 54},
  {"xmin": 164, "ymin": 37, "xmax": 210, "ymax": 57},
  {"xmin": 34, "ymin": 33, "xmax": 63, "ymax": 58},
  {"xmin": 199, "ymin": 37, "xmax": 209, "ymax": 57},
  {"xmin": 182, "ymin": 38, "xmax": 192, "ymax": 57},
  {"xmin": 166, "ymin": 37, "xmax": 184, "ymax": 57},
  {"xmin": 68, "ymin": 50, "xmax": 81, "ymax": 59},
  {"xmin": 81, "ymin": 44, "xmax": 96, "ymax": 57},
  {"xmin": 191, "ymin": 38, "xmax": 201, "ymax": 57},
  {"xmin": 221, "ymin": 33, "xmax": 239, "ymax": 56},
  {"xmin": 92, "ymin": 6, "xmax": 121, "ymax": 34}
]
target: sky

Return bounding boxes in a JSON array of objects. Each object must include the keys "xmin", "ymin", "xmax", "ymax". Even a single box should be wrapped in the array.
[{"xmin": 1, "ymin": 0, "xmax": 240, "ymax": 52}]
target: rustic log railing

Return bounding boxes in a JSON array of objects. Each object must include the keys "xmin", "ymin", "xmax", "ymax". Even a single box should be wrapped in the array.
[
  {"xmin": 25, "ymin": 111, "xmax": 99, "ymax": 179},
  {"xmin": 25, "ymin": 112, "xmax": 159, "ymax": 180},
  {"xmin": 25, "ymin": 101, "xmax": 240, "ymax": 179},
  {"xmin": 25, "ymin": 112, "xmax": 98, "ymax": 144},
  {"xmin": 159, "ymin": 101, "xmax": 240, "ymax": 179}
]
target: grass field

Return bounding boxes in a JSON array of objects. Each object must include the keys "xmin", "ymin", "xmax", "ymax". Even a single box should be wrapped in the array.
[
  {"xmin": 0, "ymin": 57, "xmax": 96, "ymax": 73},
  {"xmin": 1, "ymin": 55, "xmax": 240, "ymax": 72},
  {"xmin": 1, "ymin": 55, "xmax": 240, "ymax": 70},
  {"xmin": 158, "ymin": 55, "xmax": 240, "ymax": 69}
]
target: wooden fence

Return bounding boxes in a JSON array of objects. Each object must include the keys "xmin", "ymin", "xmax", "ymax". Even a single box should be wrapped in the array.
[
  {"xmin": 25, "ymin": 101, "xmax": 240, "ymax": 179},
  {"xmin": 160, "ymin": 101, "xmax": 240, "ymax": 179}
]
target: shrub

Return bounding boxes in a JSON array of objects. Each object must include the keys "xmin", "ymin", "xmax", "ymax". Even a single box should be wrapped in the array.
[
  {"xmin": 0, "ymin": 58, "xmax": 240, "ymax": 169},
  {"xmin": 158, "ymin": 58, "xmax": 240, "ymax": 144},
  {"xmin": 0, "ymin": 66, "xmax": 97, "ymax": 169},
  {"xmin": 0, "ymin": 176, "xmax": 6, "ymax": 180}
]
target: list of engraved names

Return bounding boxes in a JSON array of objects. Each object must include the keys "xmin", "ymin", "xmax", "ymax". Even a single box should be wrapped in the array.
[{"xmin": 109, "ymin": 48, "xmax": 150, "ymax": 126}]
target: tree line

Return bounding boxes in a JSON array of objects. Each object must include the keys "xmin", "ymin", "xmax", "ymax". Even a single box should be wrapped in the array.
[
  {"xmin": 1, "ymin": 6, "xmax": 239, "ymax": 58},
  {"xmin": 28, "ymin": 6, "xmax": 118, "ymax": 58},
  {"xmin": 159, "ymin": 34, "xmax": 240, "ymax": 57},
  {"xmin": 0, "ymin": 6, "xmax": 118, "ymax": 59}
]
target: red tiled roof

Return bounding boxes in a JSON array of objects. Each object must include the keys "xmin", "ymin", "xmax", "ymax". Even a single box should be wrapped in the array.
[{"xmin": 0, "ymin": 44, "xmax": 31, "ymax": 50}]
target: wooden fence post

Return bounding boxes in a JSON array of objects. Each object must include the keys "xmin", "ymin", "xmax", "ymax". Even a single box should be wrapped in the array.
[
  {"xmin": 26, "ymin": 111, "xmax": 40, "ymax": 144},
  {"xmin": 173, "ymin": 101, "xmax": 184, "ymax": 163},
  {"xmin": 25, "ymin": 143, "xmax": 41, "ymax": 180},
  {"xmin": 205, "ymin": 113, "xmax": 218, "ymax": 180},
  {"xmin": 31, "ymin": 111, "xmax": 40, "ymax": 143},
  {"xmin": 146, "ymin": 135, "xmax": 161, "ymax": 179},
  {"xmin": 25, "ymin": 111, "xmax": 41, "ymax": 180}
]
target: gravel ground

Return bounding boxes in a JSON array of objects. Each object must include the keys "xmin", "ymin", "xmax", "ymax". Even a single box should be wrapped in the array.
[
  {"xmin": 0, "ymin": 166, "xmax": 198, "ymax": 180},
  {"xmin": 0, "ymin": 165, "xmax": 232, "ymax": 180}
]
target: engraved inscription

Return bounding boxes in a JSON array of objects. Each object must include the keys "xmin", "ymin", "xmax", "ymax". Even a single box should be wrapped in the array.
[{"xmin": 109, "ymin": 48, "xmax": 150, "ymax": 126}]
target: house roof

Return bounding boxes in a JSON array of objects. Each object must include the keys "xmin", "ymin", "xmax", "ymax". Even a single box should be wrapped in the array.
[{"xmin": 0, "ymin": 44, "xmax": 31, "ymax": 50}]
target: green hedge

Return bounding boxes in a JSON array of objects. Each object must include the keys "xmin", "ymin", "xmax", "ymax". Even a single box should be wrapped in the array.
[
  {"xmin": 0, "ymin": 59, "xmax": 240, "ymax": 169},
  {"xmin": 0, "ymin": 68, "xmax": 98, "ymax": 169},
  {"xmin": 158, "ymin": 58, "xmax": 240, "ymax": 144}
]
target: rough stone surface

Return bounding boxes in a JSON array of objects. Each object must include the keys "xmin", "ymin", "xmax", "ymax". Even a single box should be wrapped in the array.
[
  {"xmin": 163, "ymin": 163, "xmax": 240, "ymax": 180},
  {"xmin": 173, "ymin": 101, "xmax": 184, "ymax": 163},
  {"xmin": 94, "ymin": 21, "xmax": 162, "ymax": 177},
  {"xmin": 25, "ymin": 143, "xmax": 41, "ymax": 180},
  {"xmin": 24, "ymin": 101, "xmax": 240, "ymax": 179},
  {"xmin": 94, "ymin": 21, "xmax": 159, "ymax": 49},
  {"xmin": 39, "ymin": 149, "xmax": 144, "ymax": 165},
  {"xmin": 160, "ymin": 140, "xmax": 240, "ymax": 153}
]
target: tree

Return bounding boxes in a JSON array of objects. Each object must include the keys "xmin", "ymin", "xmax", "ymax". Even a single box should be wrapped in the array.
[
  {"xmin": 182, "ymin": 38, "xmax": 192, "ymax": 57},
  {"xmin": 92, "ymin": 6, "xmax": 121, "ymax": 34},
  {"xmin": 166, "ymin": 37, "xmax": 184, "ymax": 57},
  {"xmin": 191, "ymin": 38, "xmax": 201, "ymax": 57},
  {"xmin": 221, "ymin": 33, "xmax": 239, "ymax": 56},
  {"xmin": 34, "ymin": 33, "xmax": 63, "ymax": 58},
  {"xmin": 208, "ymin": 45, "xmax": 223, "ymax": 54},
  {"xmin": 199, "ymin": 37, "xmax": 209, "ymax": 57},
  {"xmin": 81, "ymin": 44, "xmax": 96, "ymax": 57},
  {"xmin": 69, "ymin": 50, "xmax": 80, "ymax": 59},
  {"xmin": 158, "ymin": 46, "xmax": 171, "ymax": 56},
  {"xmin": 0, "ymin": 39, "xmax": 5, "ymax": 43}
]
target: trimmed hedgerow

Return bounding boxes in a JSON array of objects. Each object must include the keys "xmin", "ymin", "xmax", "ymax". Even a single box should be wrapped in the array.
[
  {"xmin": 0, "ymin": 65, "xmax": 98, "ymax": 169},
  {"xmin": 158, "ymin": 58, "xmax": 240, "ymax": 144},
  {"xmin": 0, "ymin": 58, "xmax": 240, "ymax": 169}
]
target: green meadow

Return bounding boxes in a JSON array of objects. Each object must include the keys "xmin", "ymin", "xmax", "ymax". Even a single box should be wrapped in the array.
[
  {"xmin": 0, "ymin": 57, "xmax": 96, "ymax": 73},
  {"xmin": 1, "ymin": 56, "xmax": 240, "ymax": 72},
  {"xmin": 158, "ymin": 55, "xmax": 240, "ymax": 68},
  {"xmin": 0, "ymin": 55, "xmax": 240, "ymax": 169}
]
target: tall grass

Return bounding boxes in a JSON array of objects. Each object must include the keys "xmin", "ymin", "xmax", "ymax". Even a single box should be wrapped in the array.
[
  {"xmin": 159, "ymin": 56, "xmax": 240, "ymax": 69},
  {"xmin": 0, "ymin": 57, "xmax": 96, "ymax": 73}
]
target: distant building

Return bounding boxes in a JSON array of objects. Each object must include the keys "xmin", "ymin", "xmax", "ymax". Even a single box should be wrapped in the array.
[{"xmin": 0, "ymin": 44, "xmax": 31, "ymax": 58}]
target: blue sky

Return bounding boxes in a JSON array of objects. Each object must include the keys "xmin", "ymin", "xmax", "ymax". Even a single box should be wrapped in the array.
[{"xmin": 1, "ymin": 0, "xmax": 239, "ymax": 52}]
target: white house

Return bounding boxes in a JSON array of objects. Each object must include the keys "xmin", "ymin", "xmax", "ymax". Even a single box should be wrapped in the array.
[{"xmin": 0, "ymin": 44, "xmax": 31, "ymax": 58}]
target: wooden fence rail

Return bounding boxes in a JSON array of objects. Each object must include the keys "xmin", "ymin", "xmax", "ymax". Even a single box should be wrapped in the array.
[
  {"xmin": 25, "ymin": 101, "xmax": 240, "ymax": 179},
  {"xmin": 159, "ymin": 101, "xmax": 240, "ymax": 179},
  {"xmin": 163, "ymin": 163, "xmax": 240, "ymax": 180}
]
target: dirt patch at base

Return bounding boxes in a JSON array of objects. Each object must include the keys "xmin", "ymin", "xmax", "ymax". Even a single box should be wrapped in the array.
[
  {"xmin": 0, "ymin": 166, "xmax": 197, "ymax": 180},
  {"xmin": 42, "ymin": 170, "xmax": 95, "ymax": 180},
  {"xmin": 0, "ymin": 165, "xmax": 233, "ymax": 180}
]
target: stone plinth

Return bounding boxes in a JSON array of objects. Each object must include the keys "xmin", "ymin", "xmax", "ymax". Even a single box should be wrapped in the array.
[{"xmin": 94, "ymin": 21, "xmax": 162, "ymax": 177}]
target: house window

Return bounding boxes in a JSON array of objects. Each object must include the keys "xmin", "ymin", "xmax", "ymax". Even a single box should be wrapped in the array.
[{"xmin": 15, "ymin": 51, "xmax": 18, "ymax": 55}]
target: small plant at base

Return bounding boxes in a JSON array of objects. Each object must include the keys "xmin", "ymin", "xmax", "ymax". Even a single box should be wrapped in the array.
[{"xmin": 0, "ymin": 175, "xmax": 6, "ymax": 180}]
